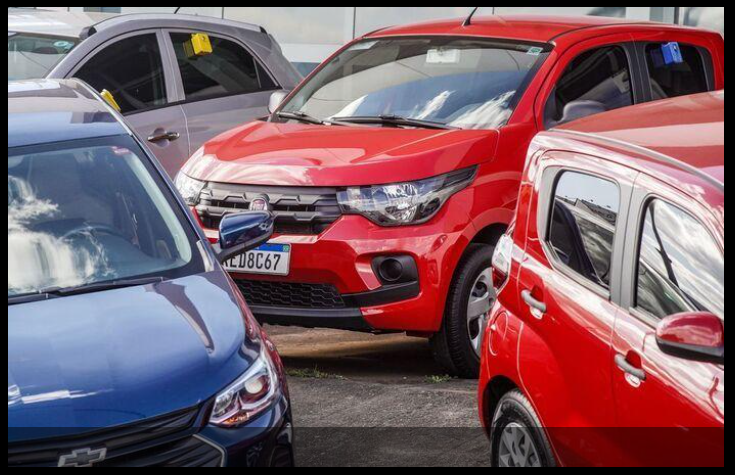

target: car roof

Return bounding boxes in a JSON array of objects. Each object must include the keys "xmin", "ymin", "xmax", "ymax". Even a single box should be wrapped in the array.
[
  {"xmin": 556, "ymin": 91, "xmax": 725, "ymax": 187},
  {"xmin": 368, "ymin": 14, "xmax": 653, "ymax": 43},
  {"xmin": 7, "ymin": 9, "xmax": 115, "ymax": 39},
  {"xmin": 8, "ymin": 79, "xmax": 128, "ymax": 149},
  {"xmin": 7, "ymin": 10, "xmax": 263, "ymax": 40}
]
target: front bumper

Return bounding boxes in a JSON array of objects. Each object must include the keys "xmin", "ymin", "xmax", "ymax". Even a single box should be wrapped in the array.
[{"xmin": 207, "ymin": 193, "xmax": 475, "ymax": 334}]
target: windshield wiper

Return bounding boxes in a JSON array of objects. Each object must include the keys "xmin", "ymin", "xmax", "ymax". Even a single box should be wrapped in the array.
[
  {"xmin": 331, "ymin": 115, "xmax": 458, "ymax": 130},
  {"xmin": 276, "ymin": 110, "xmax": 328, "ymax": 126},
  {"xmin": 8, "ymin": 276, "xmax": 167, "ymax": 306}
]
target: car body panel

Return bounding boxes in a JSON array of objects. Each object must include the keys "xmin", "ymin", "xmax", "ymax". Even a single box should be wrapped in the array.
[
  {"xmin": 7, "ymin": 271, "xmax": 255, "ymax": 437},
  {"xmin": 7, "ymin": 79, "xmax": 293, "ymax": 467},
  {"xmin": 480, "ymin": 91, "xmax": 724, "ymax": 466},
  {"xmin": 184, "ymin": 15, "xmax": 724, "ymax": 336},
  {"xmin": 9, "ymin": 11, "xmax": 301, "ymax": 176}
]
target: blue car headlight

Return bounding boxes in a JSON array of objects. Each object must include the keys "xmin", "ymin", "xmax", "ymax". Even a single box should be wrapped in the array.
[{"xmin": 210, "ymin": 346, "xmax": 279, "ymax": 427}]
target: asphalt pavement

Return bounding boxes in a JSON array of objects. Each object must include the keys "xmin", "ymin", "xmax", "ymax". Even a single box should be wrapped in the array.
[{"xmin": 265, "ymin": 325, "xmax": 491, "ymax": 467}]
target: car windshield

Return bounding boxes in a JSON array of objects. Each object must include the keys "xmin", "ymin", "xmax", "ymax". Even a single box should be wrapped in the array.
[
  {"xmin": 8, "ymin": 136, "xmax": 205, "ymax": 298},
  {"xmin": 279, "ymin": 37, "xmax": 549, "ymax": 130},
  {"xmin": 8, "ymin": 33, "xmax": 78, "ymax": 81}
]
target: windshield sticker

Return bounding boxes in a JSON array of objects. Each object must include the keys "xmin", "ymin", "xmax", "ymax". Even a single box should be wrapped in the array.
[
  {"xmin": 426, "ymin": 48, "xmax": 461, "ymax": 64},
  {"xmin": 527, "ymin": 46, "xmax": 544, "ymax": 56},
  {"xmin": 53, "ymin": 40, "xmax": 74, "ymax": 50}
]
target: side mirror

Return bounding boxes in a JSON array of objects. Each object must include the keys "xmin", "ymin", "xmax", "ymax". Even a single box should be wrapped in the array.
[
  {"xmin": 558, "ymin": 100, "xmax": 607, "ymax": 125},
  {"xmin": 215, "ymin": 211, "xmax": 274, "ymax": 264},
  {"xmin": 268, "ymin": 90, "xmax": 289, "ymax": 114},
  {"xmin": 656, "ymin": 312, "xmax": 724, "ymax": 365}
]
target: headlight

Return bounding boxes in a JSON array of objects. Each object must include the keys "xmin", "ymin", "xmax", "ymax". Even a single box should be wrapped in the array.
[
  {"xmin": 174, "ymin": 173, "xmax": 206, "ymax": 206},
  {"xmin": 210, "ymin": 346, "xmax": 279, "ymax": 427},
  {"xmin": 337, "ymin": 167, "xmax": 477, "ymax": 226}
]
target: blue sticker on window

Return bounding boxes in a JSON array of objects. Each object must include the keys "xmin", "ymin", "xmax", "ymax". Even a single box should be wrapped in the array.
[{"xmin": 661, "ymin": 42, "xmax": 684, "ymax": 65}]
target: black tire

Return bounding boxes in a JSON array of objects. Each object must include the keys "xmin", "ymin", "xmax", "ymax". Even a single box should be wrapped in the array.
[
  {"xmin": 430, "ymin": 243, "xmax": 494, "ymax": 379},
  {"xmin": 490, "ymin": 390, "xmax": 556, "ymax": 468}
]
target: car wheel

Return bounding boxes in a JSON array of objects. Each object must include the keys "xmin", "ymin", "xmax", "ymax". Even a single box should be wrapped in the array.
[
  {"xmin": 490, "ymin": 390, "xmax": 556, "ymax": 468},
  {"xmin": 430, "ymin": 243, "xmax": 495, "ymax": 379}
]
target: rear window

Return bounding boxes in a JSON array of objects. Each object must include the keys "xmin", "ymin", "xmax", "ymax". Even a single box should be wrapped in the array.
[{"xmin": 645, "ymin": 43, "xmax": 709, "ymax": 101}]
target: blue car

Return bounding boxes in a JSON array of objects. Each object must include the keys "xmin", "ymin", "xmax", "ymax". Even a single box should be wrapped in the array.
[{"xmin": 7, "ymin": 79, "xmax": 294, "ymax": 467}]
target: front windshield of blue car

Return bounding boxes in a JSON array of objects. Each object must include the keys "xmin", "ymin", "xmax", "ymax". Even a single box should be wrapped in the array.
[
  {"xmin": 8, "ymin": 33, "xmax": 77, "ymax": 81},
  {"xmin": 8, "ymin": 136, "xmax": 204, "ymax": 298},
  {"xmin": 279, "ymin": 37, "xmax": 549, "ymax": 129}
]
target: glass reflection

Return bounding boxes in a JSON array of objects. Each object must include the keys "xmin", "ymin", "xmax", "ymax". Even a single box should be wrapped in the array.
[
  {"xmin": 548, "ymin": 172, "xmax": 620, "ymax": 289},
  {"xmin": 8, "ymin": 138, "xmax": 200, "ymax": 298},
  {"xmin": 636, "ymin": 200, "xmax": 724, "ymax": 320},
  {"xmin": 280, "ymin": 37, "xmax": 547, "ymax": 130}
]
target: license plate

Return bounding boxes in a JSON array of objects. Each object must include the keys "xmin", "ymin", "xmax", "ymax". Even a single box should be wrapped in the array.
[{"xmin": 224, "ymin": 243, "xmax": 291, "ymax": 276}]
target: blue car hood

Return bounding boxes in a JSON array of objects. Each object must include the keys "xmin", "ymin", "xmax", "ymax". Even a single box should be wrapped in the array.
[{"xmin": 8, "ymin": 271, "xmax": 258, "ymax": 442}]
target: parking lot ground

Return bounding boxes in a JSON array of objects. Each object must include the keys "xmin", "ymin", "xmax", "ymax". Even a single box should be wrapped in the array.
[{"xmin": 265, "ymin": 325, "xmax": 491, "ymax": 467}]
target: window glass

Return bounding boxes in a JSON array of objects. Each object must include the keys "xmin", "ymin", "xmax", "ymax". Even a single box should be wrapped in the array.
[
  {"xmin": 548, "ymin": 172, "xmax": 620, "ymax": 289},
  {"xmin": 74, "ymin": 34, "xmax": 167, "ymax": 114},
  {"xmin": 636, "ymin": 200, "xmax": 724, "ymax": 320},
  {"xmin": 280, "ymin": 37, "xmax": 547, "ymax": 130},
  {"xmin": 170, "ymin": 33, "xmax": 276, "ymax": 101},
  {"xmin": 8, "ymin": 136, "xmax": 204, "ymax": 298},
  {"xmin": 8, "ymin": 34, "xmax": 77, "ymax": 81},
  {"xmin": 545, "ymin": 46, "xmax": 633, "ymax": 128},
  {"xmin": 645, "ymin": 43, "xmax": 709, "ymax": 101}
]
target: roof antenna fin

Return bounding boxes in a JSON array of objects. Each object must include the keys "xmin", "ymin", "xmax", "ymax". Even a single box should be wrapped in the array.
[{"xmin": 463, "ymin": 7, "xmax": 480, "ymax": 27}]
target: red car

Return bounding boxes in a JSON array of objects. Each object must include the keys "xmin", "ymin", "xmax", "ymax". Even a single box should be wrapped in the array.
[
  {"xmin": 176, "ymin": 14, "xmax": 724, "ymax": 377},
  {"xmin": 479, "ymin": 91, "xmax": 724, "ymax": 467}
]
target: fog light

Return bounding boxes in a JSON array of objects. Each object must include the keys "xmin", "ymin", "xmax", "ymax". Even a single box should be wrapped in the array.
[{"xmin": 379, "ymin": 258, "xmax": 404, "ymax": 283}]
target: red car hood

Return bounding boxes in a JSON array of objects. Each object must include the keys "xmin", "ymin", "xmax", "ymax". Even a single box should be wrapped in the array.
[{"xmin": 182, "ymin": 121, "xmax": 500, "ymax": 186}]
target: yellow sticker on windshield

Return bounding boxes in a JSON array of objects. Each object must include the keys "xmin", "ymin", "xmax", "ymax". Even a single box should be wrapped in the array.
[{"xmin": 184, "ymin": 33, "xmax": 213, "ymax": 58}]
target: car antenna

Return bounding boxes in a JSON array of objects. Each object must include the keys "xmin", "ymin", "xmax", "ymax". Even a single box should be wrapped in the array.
[
  {"xmin": 463, "ymin": 7, "xmax": 480, "ymax": 27},
  {"xmin": 173, "ymin": 7, "xmax": 182, "ymax": 14}
]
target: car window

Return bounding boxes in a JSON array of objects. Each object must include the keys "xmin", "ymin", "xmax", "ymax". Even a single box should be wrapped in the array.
[
  {"xmin": 8, "ymin": 34, "xmax": 77, "ymax": 81},
  {"xmin": 645, "ymin": 43, "xmax": 709, "ymax": 101},
  {"xmin": 279, "ymin": 37, "xmax": 549, "ymax": 130},
  {"xmin": 74, "ymin": 34, "xmax": 167, "ymax": 114},
  {"xmin": 545, "ymin": 46, "xmax": 633, "ymax": 128},
  {"xmin": 636, "ymin": 200, "xmax": 724, "ymax": 320},
  {"xmin": 170, "ymin": 33, "xmax": 277, "ymax": 102},
  {"xmin": 547, "ymin": 172, "xmax": 621, "ymax": 290},
  {"xmin": 8, "ymin": 136, "xmax": 204, "ymax": 298}
]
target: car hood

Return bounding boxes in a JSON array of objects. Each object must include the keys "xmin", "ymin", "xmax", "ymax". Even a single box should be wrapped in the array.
[
  {"xmin": 182, "ymin": 121, "xmax": 500, "ymax": 186},
  {"xmin": 8, "ymin": 271, "xmax": 257, "ymax": 442}
]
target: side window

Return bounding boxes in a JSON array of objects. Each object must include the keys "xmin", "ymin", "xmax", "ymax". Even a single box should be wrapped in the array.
[
  {"xmin": 75, "ymin": 34, "xmax": 167, "ymax": 114},
  {"xmin": 545, "ymin": 46, "xmax": 633, "ymax": 128},
  {"xmin": 645, "ymin": 43, "xmax": 709, "ymax": 101},
  {"xmin": 636, "ymin": 200, "xmax": 724, "ymax": 320},
  {"xmin": 170, "ymin": 33, "xmax": 277, "ymax": 102},
  {"xmin": 547, "ymin": 172, "xmax": 621, "ymax": 290}
]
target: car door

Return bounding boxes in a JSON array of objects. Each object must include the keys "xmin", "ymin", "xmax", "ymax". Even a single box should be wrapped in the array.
[
  {"xmin": 71, "ymin": 31, "xmax": 189, "ymax": 177},
  {"xmin": 164, "ymin": 30, "xmax": 281, "ymax": 155},
  {"xmin": 535, "ymin": 35, "xmax": 641, "ymax": 130},
  {"xmin": 612, "ymin": 174, "xmax": 725, "ymax": 466},
  {"xmin": 516, "ymin": 153, "xmax": 637, "ymax": 465}
]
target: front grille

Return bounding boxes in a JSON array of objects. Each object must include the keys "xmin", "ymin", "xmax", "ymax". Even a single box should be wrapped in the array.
[
  {"xmin": 8, "ymin": 408, "xmax": 222, "ymax": 467},
  {"xmin": 197, "ymin": 183, "xmax": 342, "ymax": 235},
  {"xmin": 237, "ymin": 280, "xmax": 346, "ymax": 309}
]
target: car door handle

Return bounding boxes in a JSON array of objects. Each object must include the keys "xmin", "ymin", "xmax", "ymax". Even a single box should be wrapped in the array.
[
  {"xmin": 147, "ymin": 131, "xmax": 180, "ymax": 143},
  {"xmin": 521, "ymin": 290, "xmax": 546, "ymax": 312},
  {"xmin": 615, "ymin": 354, "xmax": 647, "ymax": 382}
]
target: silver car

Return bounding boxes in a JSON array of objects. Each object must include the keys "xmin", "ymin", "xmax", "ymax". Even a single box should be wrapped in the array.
[{"xmin": 8, "ymin": 9, "xmax": 301, "ymax": 176}]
